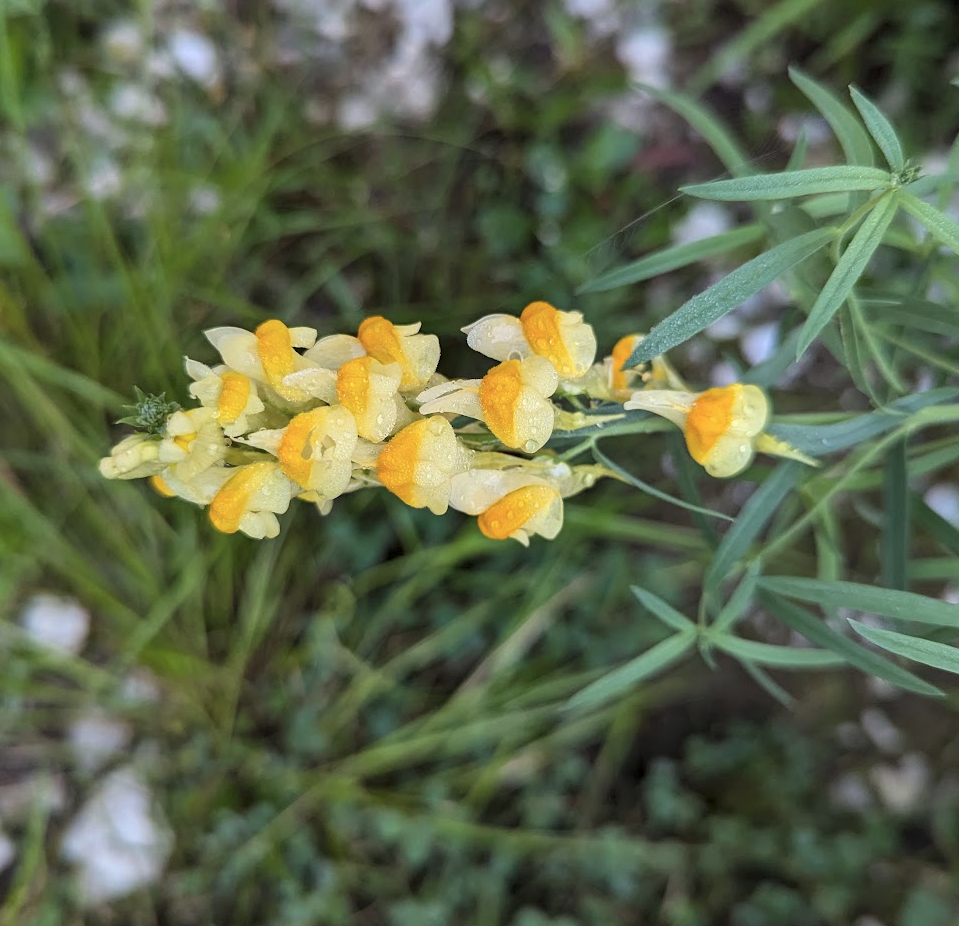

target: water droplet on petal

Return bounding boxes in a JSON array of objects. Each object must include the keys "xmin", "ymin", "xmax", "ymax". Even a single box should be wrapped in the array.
[{"xmin": 524, "ymin": 440, "xmax": 537, "ymax": 453}]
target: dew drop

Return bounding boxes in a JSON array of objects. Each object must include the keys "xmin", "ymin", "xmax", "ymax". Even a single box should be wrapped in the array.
[{"xmin": 524, "ymin": 440, "xmax": 537, "ymax": 453}]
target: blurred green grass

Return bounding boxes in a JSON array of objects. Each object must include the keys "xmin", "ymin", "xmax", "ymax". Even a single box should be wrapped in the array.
[{"xmin": 2, "ymin": 1, "xmax": 959, "ymax": 924}]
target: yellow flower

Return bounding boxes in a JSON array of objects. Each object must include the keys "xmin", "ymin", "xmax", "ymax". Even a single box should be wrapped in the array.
[
  {"xmin": 274, "ymin": 405, "xmax": 358, "ymax": 501},
  {"xmin": 417, "ymin": 356, "xmax": 558, "ymax": 452},
  {"xmin": 478, "ymin": 485, "xmax": 562, "ymax": 545},
  {"xmin": 335, "ymin": 356, "xmax": 413, "ymax": 442},
  {"xmin": 208, "ymin": 462, "xmax": 297, "ymax": 538},
  {"xmin": 624, "ymin": 383, "xmax": 769, "ymax": 477},
  {"xmin": 205, "ymin": 319, "xmax": 321, "ymax": 405},
  {"xmin": 157, "ymin": 407, "xmax": 228, "ymax": 481},
  {"xmin": 148, "ymin": 466, "xmax": 234, "ymax": 506},
  {"xmin": 376, "ymin": 416, "xmax": 472, "ymax": 515},
  {"xmin": 305, "ymin": 316, "xmax": 440, "ymax": 391},
  {"xmin": 98, "ymin": 434, "xmax": 164, "ymax": 480},
  {"xmin": 186, "ymin": 361, "xmax": 266, "ymax": 437},
  {"xmin": 357, "ymin": 316, "xmax": 440, "ymax": 389},
  {"xmin": 462, "ymin": 301, "xmax": 597, "ymax": 379},
  {"xmin": 449, "ymin": 469, "xmax": 563, "ymax": 545}
]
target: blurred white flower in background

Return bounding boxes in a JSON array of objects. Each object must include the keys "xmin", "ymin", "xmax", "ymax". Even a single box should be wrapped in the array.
[
  {"xmin": 20, "ymin": 594, "xmax": 90, "ymax": 655},
  {"xmin": 0, "ymin": 830, "xmax": 14, "ymax": 874},
  {"xmin": 61, "ymin": 766, "xmax": 174, "ymax": 906},
  {"xmin": 69, "ymin": 710, "xmax": 132, "ymax": 775}
]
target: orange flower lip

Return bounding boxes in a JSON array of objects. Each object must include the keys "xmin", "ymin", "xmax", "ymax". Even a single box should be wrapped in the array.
[
  {"xmin": 216, "ymin": 372, "xmax": 251, "ymax": 423},
  {"xmin": 477, "ymin": 484, "xmax": 561, "ymax": 542},
  {"xmin": 685, "ymin": 387, "xmax": 738, "ymax": 464},
  {"xmin": 478, "ymin": 360, "xmax": 524, "ymax": 446}
]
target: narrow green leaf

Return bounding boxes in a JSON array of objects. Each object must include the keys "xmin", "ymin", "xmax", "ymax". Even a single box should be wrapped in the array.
[
  {"xmin": 565, "ymin": 630, "xmax": 696, "ymax": 712},
  {"xmin": 631, "ymin": 585, "xmax": 695, "ymax": 632},
  {"xmin": 897, "ymin": 192, "xmax": 959, "ymax": 256},
  {"xmin": 577, "ymin": 224, "xmax": 764, "ymax": 294},
  {"xmin": 908, "ymin": 558, "xmax": 959, "ymax": 581},
  {"xmin": 741, "ymin": 324, "xmax": 801, "ymax": 389},
  {"xmin": 797, "ymin": 192, "xmax": 899, "ymax": 358},
  {"xmin": 712, "ymin": 634, "xmax": 846, "ymax": 667},
  {"xmin": 705, "ymin": 462, "xmax": 803, "ymax": 595},
  {"xmin": 881, "ymin": 439, "xmax": 909, "ymax": 590},
  {"xmin": 712, "ymin": 562, "xmax": 762, "ymax": 633},
  {"xmin": 628, "ymin": 227, "xmax": 835, "ymax": 365},
  {"xmin": 849, "ymin": 86, "xmax": 905, "ymax": 172},
  {"xmin": 785, "ymin": 130, "xmax": 808, "ymax": 171},
  {"xmin": 634, "ymin": 84, "xmax": 752, "ymax": 175},
  {"xmin": 740, "ymin": 660, "xmax": 794, "ymax": 706},
  {"xmin": 766, "ymin": 387, "xmax": 959, "ymax": 456},
  {"xmin": 760, "ymin": 577, "xmax": 959, "ymax": 629},
  {"xmin": 838, "ymin": 304, "xmax": 872, "ymax": 397},
  {"xmin": 592, "ymin": 442, "xmax": 733, "ymax": 522},
  {"xmin": 758, "ymin": 590, "xmax": 943, "ymax": 696},
  {"xmin": 788, "ymin": 66, "xmax": 875, "ymax": 166},
  {"xmin": 849, "ymin": 619, "xmax": 959, "ymax": 676},
  {"xmin": 912, "ymin": 493, "xmax": 959, "ymax": 556},
  {"xmin": 863, "ymin": 296, "xmax": 959, "ymax": 338},
  {"xmin": 682, "ymin": 166, "xmax": 891, "ymax": 202},
  {"xmin": 847, "ymin": 294, "xmax": 906, "ymax": 394},
  {"xmin": 688, "ymin": 0, "xmax": 829, "ymax": 95}
]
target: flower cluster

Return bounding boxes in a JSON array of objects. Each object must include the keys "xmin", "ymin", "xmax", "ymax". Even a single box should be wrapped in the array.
[{"xmin": 100, "ymin": 303, "xmax": 812, "ymax": 543}]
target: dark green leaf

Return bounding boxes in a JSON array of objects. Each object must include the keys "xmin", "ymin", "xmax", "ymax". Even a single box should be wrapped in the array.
[{"xmin": 628, "ymin": 227, "xmax": 835, "ymax": 365}]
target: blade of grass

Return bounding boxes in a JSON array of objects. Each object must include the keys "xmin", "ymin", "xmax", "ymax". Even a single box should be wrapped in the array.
[
  {"xmin": 688, "ymin": 0, "xmax": 830, "ymax": 95},
  {"xmin": 577, "ymin": 224, "xmax": 764, "ymax": 294},
  {"xmin": 592, "ymin": 441, "xmax": 733, "ymax": 522},
  {"xmin": 881, "ymin": 438, "xmax": 909, "ymax": 590},
  {"xmin": 634, "ymin": 83, "xmax": 752, "ymax": 175}
]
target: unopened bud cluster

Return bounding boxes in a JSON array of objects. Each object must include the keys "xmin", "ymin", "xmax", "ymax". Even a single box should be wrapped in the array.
[{"xmin": 100, "ymin": 302, "xmax": 809, "ymax": 543}]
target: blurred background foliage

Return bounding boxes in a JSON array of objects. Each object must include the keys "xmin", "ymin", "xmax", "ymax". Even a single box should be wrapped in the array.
[{"xmin": 1, "ymin": 0, "xmax": 959, "ymax": 924}]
